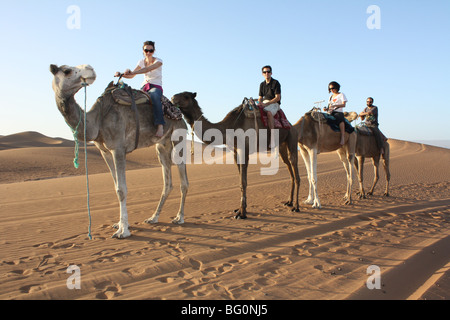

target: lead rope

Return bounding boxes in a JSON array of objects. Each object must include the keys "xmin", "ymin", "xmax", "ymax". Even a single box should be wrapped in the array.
[
  {"xmin": 69, "ymin": 82, "xmax": 92, "ymax": 240},
  {"xmin": 81, "ymin": 82, "xmax": 92, "ymax": 240}
]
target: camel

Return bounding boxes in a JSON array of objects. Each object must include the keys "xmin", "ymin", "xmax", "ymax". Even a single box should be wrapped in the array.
[
  {"xmin": 171, "ymin": 92, "xmax": 300, "ymax": 219},
  {"xmin": 293, "ymin": 110, "xmax": 358, "ymax": 208},
  {"xmin": 354, "ymin": 132, "xmax": 391, "ymax": 198},
  {"xmin": 50, "ymin": 64, "xmax": 189, "ymax": 239}
]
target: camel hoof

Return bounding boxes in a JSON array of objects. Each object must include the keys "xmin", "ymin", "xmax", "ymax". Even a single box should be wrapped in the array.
[
  {"xmin": 284, "ymin": 201, "xmax": 293, "ymax": 207},
  {"xmin": 144, "ymin": 217, "xmax": 159, "ymax": 224},
  {"xmin": 112, "ymin": 229, "xmax": 131, "ymax": 239},
  {"xmin": 383, "ymin": 192, "xmax": 390, "ymax": 197},
  {"xmin": 291, "ymin": 207, "xmax": 300, "ymax": 213},
  {"xmin": 172, "ymin": 217, "xmax": 184, "ymax": 225},
  {"xmin": 367, "ymin": 192, "xmax": 374, "ymax": 196},
  {"xmin": 233, "ymin": 208, "xmax": 247, "ymax": 220},
  {"xmin": 304, "ymin": 199, "xmax": 314, "ymax": 205}
]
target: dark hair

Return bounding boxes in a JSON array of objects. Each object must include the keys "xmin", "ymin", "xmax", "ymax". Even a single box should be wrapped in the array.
[
  {"xmin": 143, "ymin": 41, "xmax": 155, "ymax": 50},
  {"xmin": 328, "ymin": 81, "xmax": 341, "ymax": 93},
  {"xmin": 367, "ymin": 97, "xmax": 374, "ymax": 102},
  {"xmin": 262, "ymin": 65, "xmax": 272, "ymax": 73}
]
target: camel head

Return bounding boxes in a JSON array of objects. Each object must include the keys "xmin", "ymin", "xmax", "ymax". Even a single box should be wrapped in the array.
[
  {"xmin": 171, "ymin": 92, "xmax": 199, "ymax": 125},
  {"xmin": 50, "ymin": 64, "xmax": 96, "ymax": 98},
  {"xmin": 344, "ymin": 111, "xmax": 359, "ymax": 122}
]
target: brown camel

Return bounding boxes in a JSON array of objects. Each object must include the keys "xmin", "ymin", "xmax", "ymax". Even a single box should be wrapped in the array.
[
  {"xmin": 50, "ymin": 64, "xmax": 189, "ymax": 239},
  {"xmin": 293, "ymin": 110, "xmax": 358, "ymax": 208},
  {"xmin": 171, "ymin": 92, "xmax": 300, "ymax": 219},
  {"xmin": 354, "ymin": 132, "xmax": 391, "ymax": 198}
]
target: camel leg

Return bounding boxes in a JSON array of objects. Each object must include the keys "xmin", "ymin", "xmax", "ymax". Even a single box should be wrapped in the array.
[
  {"xmin": 111, "ymin": 149, "xmax": 131, "ymax": 239},
  {"xmin": 234, "ymin": 151, "xmax": 249, "ymax": 219},
  {"xmin": 382, "ymin": 148, "xmax": 391, "ymax": 196},
  {"xmin": 368, "ymin": 156, "xmax": 380, "ymax": 196},
  {"xmin": 337, "ymin": 148, "xmax": 354, "ymax": 205},
  {"xmin": 308, "ymin": 148, "xmax": 321, "ymax": 209},
  {"xmin": 173, "ymin": 162, "xmax": 189, "ymax": 224},
  {"xmin": 100, "ymin": 150, "xmax": 117, "ymax": 187},
  {"xmin": 300, "ymin": 147, "xmax": 314, "ymax": 205},
  {"xmin": 356, "ymin": 156, "xmax": 366, "ymax": 199},
  {"xmin": 280, "ymin": 145, "xmax": 293, "ymax": 206},
  {"xmin": 100, "ymin": 150, "xmax": 122, "ymax": 230},
  {"xmin": 145, "ymin": 142, "xmax": 174, "ymax": 224},
  {"xmin": 280, "ymin": 143, "xmax": 300, "ymax": 211}
]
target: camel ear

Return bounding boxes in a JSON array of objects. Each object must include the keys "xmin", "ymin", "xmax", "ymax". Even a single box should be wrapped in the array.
[
  {"xmin": 50, "ymin": 64, "xmax": 60, "ymax": 75},
  {"xmin": 192, "ymin": 92, "xmax": 197, "ymax": 98}
]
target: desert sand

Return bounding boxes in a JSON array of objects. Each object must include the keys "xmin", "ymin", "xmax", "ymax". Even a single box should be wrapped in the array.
[{"xmin": 0, "ymin": 131, "xmax": 449, "ymax": 300}]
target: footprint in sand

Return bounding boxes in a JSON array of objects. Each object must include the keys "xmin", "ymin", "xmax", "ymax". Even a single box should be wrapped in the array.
[
  {"xmin": 254, "ymin": 277, "xmax": 276, "ymax": 286},
  {"xmin": 19, "ymin": 283, "xmax": 44, "ymax": 294},
  {"xmin": 273, "ymin": 255, "xmax": 292, "ymax": 265},
  {"xmin": 156, "ymin": 276, "xmax": 177, "ymax": 283},
  {"xmin": 32, "ymin": 242, "xmax": 54, "ymax": 248},
  {"xmin": 189, "ymin": 258, "xmax": 203, "ymax": 271},
  {"xmin": 202, "ymin": 262, "xmax": 234, "ymax": 278},
  {"xmin": 94, "ymin": 281, "xmax": 122, "ymax": 299}
]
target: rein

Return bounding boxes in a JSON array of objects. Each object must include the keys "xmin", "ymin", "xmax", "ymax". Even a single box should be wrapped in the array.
[{"xmin": 66, "ymin": 80, "xmax": 92, "ymax": 240}]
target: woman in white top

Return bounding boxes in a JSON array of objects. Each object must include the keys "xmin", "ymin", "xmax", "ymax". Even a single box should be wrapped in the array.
[
  {"xmin": 324, "ymin": 81, "xmax": 347, "ymax": 146},
  {"xmin": 121, "ymin": 41, "xmax": 165, "ymax": 137}
]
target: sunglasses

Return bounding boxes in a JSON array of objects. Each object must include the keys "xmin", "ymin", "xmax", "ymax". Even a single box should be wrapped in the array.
[
  {"xmin": 329, "ymin": 87, "xmax": 335, "ymax": 90},
  {"xmin": 144, "ymin": 49, "xmax": 155, "ymax": 53},
  {"xmin": 262, "ymin": 71, "xmax": 272, "ymax": 74}
]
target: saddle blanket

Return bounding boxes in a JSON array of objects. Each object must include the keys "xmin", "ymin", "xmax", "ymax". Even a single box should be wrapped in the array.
[
  {"xmin": 356, "ymin": 123, "xmax": 374, "ymax": 136},
  {"xmin": 312, "ymin": 111, "xmax": 354, "ymax": 134},
  {"xmin": 258, "ymin": 106, "xmax": 292, "ymax": 129}
]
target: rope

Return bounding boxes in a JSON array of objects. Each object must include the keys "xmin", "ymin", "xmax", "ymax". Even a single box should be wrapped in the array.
[
  {"xmin": 67, "ymin": 82, "xmax": 92, "ymax": 240},
  {"xmin": 81, "ymin": 83, "xmax": 92, "ymax": 240},
  {"xmin": 67, "ymin": 107, "xmax": 82, "ymax": 169}
]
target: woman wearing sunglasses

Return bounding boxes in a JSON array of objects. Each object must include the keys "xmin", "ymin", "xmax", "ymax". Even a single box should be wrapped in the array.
[
  {"xmin": 324, "ymin": 81, "xmax": 347, "ymax": 146},
  {"xmin": 121, "ymin": 41, "xmax": 165, "ymax": 137}
]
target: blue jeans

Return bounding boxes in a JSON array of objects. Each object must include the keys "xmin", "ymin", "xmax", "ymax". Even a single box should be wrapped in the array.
[{"xmin": 147, "ymin": 87, "xmax": 165, "ymax": 126}]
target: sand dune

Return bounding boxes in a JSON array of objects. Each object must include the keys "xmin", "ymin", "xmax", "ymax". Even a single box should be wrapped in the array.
[{"xmin": 0, "ymin": 132, "xmax": 448, "ymax": 300}]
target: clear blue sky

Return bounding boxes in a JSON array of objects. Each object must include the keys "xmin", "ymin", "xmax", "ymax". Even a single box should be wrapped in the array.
[{"xmin": 1, "ymin": 0, "xmax": 449, "ymax": 143}]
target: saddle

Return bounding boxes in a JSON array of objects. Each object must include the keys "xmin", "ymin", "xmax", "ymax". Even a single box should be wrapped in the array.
[
  {"xmin": 241, "ymin": 98, "xmax": 291, "ymax": 129},
  {"xmin": 102, "ymin": 81, "xmax": 183, "ymax": 153},
  {"xmin": 356, "ymin": 123, "xmax": 374, "ymax": 136},
  {"xmin": 307, "ymin": 108, "xmax": 356, "ymax": 134},
  {"xmin": 111, "ymin": 83, "xmax": 182, "ymax": 120},
  {"xmin": 112, "ymin": 87, "xmax": 150, "ymax": 106},
  {"xmin": 309, "ymin": 108, "xmax": 358, "ymax": 123}
]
